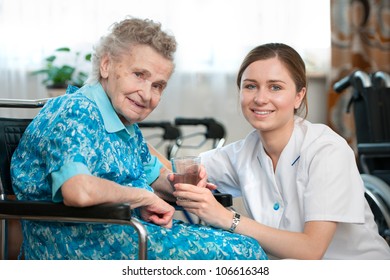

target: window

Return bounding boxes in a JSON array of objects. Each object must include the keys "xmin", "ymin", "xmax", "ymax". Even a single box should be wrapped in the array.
[{"xmin": 0, "ymin": 0, "xmax": 330, "ymax": 74}]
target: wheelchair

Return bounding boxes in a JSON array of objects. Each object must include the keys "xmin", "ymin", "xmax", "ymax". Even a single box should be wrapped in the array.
[
  {"xmin": 0, "ymin": 98, "xmax": 147, "ymax": 259},
  {"xmin": 333, "ymin": 70, "xmax": 390, "ymax": 245},
  {"xmin": 168, "ymin": 117, "xmax": 226, "ymax": 159},
  {"xmin": 138, "ymin": 120, "xmax": 182, "ymax": 159}
]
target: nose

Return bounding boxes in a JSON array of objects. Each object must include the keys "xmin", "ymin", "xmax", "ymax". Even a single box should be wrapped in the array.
[
  {"xmin": 138, "ymin": 79, "xmax": 152, "ymax": 101},
  {"xmin": 254, "ymin": 87, "xmax": 268, "ymax": 105}
]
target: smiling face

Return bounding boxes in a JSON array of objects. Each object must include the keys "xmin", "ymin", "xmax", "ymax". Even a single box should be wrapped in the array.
[
  {"xmin": 100, "ymin": 44, "xmax": 174, "ymax": 125},
  {"xmin": 240, "ymin": 57, "xmax": 306, "ymax": 138}
]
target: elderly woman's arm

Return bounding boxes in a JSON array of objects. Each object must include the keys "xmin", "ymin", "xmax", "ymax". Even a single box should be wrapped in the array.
[{"xmin": 61, "ymin": 174, "xmax": 175, "ymax": 228}]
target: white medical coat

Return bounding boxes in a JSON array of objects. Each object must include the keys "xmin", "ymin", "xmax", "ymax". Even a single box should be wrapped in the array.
[{"xmin": 200, "ymin": 118, "xmax": 390, "ymax": 259}]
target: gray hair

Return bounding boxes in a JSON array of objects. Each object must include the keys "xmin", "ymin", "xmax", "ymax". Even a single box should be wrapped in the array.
[{"xmin": 86, "ymin": 17, "xmax": 177, "ymax": 84}]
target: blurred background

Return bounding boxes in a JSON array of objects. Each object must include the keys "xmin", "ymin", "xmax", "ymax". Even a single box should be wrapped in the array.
[
  {"xmin": 0, "ymin": 0, "xmax": 388, "ymax": 151},
  {"xmin": 1, "ymin": 0, "xmax": 390, "ymax": 257}
]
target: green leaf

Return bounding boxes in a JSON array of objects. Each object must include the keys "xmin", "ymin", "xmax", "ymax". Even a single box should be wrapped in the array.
[
  {"xmin": 55, "ymin": 47, "xmax": 71, "ymax": 52},
  {"xmin": 31, "ymin": 69, "xmax": 49, "ymax": 75},
  {"xmin": 32, "ymin": 46, "xmax": 91, "ymax": 87},
  {"xmin": 85, "ymin": 53, "xmax": 92, "ymax": 61},
  {"xmin": 45, "ymin": 55, "xmax": 56, "ymax": 63}
]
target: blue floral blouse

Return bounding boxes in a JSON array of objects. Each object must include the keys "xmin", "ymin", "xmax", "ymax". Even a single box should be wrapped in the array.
[{"xmin": 11, "ymin": 83, "xmax": 267, "ymax": 260}]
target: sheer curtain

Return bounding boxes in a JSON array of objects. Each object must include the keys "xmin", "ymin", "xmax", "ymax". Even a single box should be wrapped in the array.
[
  {"xmin": 327, "ymin": 0, "xmax": 390, "ymax": 151},
  {"xmin": 0, "ymin": 0, "xmax": 330, "ymax": 143}
]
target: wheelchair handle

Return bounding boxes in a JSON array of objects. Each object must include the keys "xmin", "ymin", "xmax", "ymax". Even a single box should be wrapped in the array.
[
  {"xmin": 333, "ymin": 75, "xmax": 351, "ymax": 93},
  {"xmin": 0, "ymin": 98, "xmax": 50, "ymax": 108},
  {"xmin": 138, "ymin": 121, "xmax": 172, "ymax": 128},
  {"xmin": 372, "ymin": 71, "xmax": 390, "ymax": 88},
  {"xmin": 138, "ymin": 121, "xmax": 181, "ymax": 140},
  {"xmin": 333, "ymin": 70, "xmax": 372, "ymax": 114},
  {"xmin": 174, "ymin": 117, "xmax": 226, "ymax": 139},
  {"xmin": 333, "ymin": 70, "xmax": 372, "ymax": 93},
  {"xmin": 174, "ymin": 117, "xmax": 216, "ymax": 126}
]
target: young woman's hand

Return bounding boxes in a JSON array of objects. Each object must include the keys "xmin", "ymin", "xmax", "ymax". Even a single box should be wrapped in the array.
[
  {"xmin": 167, "ymin": 164, "xmax": 217, "ymax": 190},
  {"xmin": 173, "ymin": 183, "xmax": 232, "ymax": 230}
]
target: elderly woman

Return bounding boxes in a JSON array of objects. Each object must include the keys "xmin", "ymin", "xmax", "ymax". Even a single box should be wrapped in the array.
[{"xmin": 11, "ymin": 17, "xmax": 267, "ymax": 260}]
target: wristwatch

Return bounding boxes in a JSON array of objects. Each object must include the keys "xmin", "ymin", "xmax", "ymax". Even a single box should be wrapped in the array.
[{"xmin": 228, "ymin": 211, "xmax": 241, "ymax": 232}]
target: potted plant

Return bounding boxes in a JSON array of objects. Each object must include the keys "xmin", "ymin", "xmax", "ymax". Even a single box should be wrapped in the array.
[{"xmin": 32, "ymin": 47, "xmax": 91, "ymax": 97}]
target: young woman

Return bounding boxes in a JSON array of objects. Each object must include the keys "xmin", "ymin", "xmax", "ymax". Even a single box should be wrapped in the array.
[{"xmin": 172, "ymin": 43, "xmax": 390, "ymax": 259}]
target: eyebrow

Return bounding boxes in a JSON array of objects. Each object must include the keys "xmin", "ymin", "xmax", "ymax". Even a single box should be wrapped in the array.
[
  {"xmin": 242, "ymin": 78, "xmax": 287, "ymax": 85},
  {"xmin": 242, "ymin": 78, "xmax": 258, "ymax": 83},
  {"xmin": 159, "ymin": 80, "xmax": 168, "ymax": 86},
  {"xmin": 133, "ymin": 68, "xmax": 151, "ymax": 78},
  {"xmin": 133, "ymin": 68, "xmax": 168, "ymax": 86},
  {"xmin": 268, "ymin": 79, "xmax": 286, "ymax": 84}
]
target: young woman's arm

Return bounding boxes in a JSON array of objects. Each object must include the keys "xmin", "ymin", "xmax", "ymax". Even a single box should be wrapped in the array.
[
  {"xmin": 236, "ymin": 216, "xmax": 337, "ymax": 259},
  {"xmin": 173, "ymin": 183, "xmax": 337, "ymax": 259}
]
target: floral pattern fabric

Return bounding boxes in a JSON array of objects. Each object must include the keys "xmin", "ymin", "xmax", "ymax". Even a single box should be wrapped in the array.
[{"xmin": 11, "ymin": 85, "xmax": 267, "ymax": 260}]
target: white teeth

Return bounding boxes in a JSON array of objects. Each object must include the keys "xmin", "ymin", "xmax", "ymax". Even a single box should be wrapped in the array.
[{"xmin": 254, "ymin": 110, "xmax": 272, "ymax": 115}]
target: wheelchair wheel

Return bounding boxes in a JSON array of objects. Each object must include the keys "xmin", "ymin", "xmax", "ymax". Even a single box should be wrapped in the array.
[{"xmin": 361, "ymin": 174, "xmax": 390, "ymax": 245}]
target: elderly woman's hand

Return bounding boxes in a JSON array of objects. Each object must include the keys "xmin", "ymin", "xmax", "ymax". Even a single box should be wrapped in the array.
[{"xmin": 139, "ymin": 194, "xmax": 175, "ymax": 228}]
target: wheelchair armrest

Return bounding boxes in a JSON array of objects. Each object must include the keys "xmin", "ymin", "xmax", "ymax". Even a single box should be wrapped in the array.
[
  {"xmin": 0, "ymin": 200, "xmax": 149, "ymax": 259},
  {"xmin": 0, "ymin": 200, "xmax": 132, "ymax": 220},
  {"xmin": 213, "ymin": 193, "xmax": 232, "ymax": 207},
  {"xmin": 358, "ymin": 143, "xmax": 390, "ymax": 157},
  {"xmin": 169, "ymin": 193, "xmax": 232, "ymax": 208}
]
